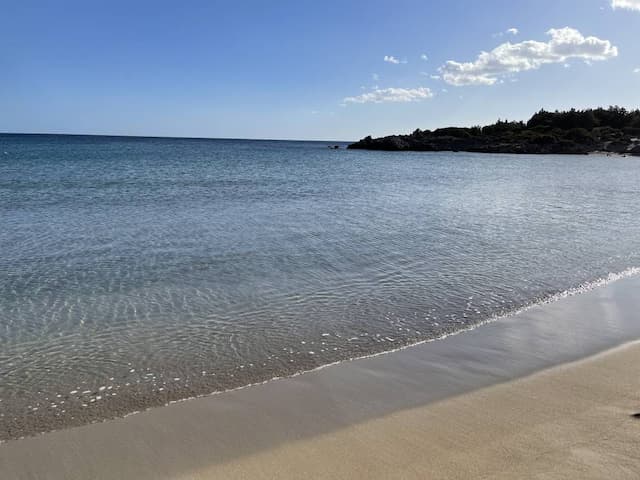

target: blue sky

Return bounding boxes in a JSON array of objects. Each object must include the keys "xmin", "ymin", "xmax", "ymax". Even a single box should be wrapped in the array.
[{"xmin": 1, "ymin": 0, "xmax": 639, "ymax": 140}]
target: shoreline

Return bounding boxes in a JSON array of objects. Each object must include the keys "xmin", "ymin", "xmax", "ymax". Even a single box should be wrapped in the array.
[
  {"xmin": 349, "ymin": 147, "xmax": 639, "ymax": 157},
  {"xmin": 183, "ymin": 340, "xmax": 640, "ymax": 479},
  {"xmin": 2, "ymin": 273, "xmax": 640, "ymax": 478},
  {"xmin": 1, "ymin": 267, "xmax": 638, "ymax": 442}
]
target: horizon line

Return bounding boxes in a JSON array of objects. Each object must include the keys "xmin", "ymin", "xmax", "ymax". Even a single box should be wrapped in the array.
[{"xmin": 0, "ymin": 131, "xmax": 355, "ymax": 144}]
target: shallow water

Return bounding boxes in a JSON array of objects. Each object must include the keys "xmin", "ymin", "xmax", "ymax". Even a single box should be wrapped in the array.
[{"xmin": 1, "ymin": 133, "xmax": 640, "ymax": 439}]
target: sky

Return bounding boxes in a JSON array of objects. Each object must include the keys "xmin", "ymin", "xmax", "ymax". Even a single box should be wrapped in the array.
[{"xmin": 1, "ymin": 0, "xmax": 639, "ymax": 141}]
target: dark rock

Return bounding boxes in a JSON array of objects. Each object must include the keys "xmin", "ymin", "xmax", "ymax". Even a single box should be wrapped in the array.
[
  {"xmin": 629, "ymin": 145, "xmax": 640, "ymax": 156},
  {"xmin": 605, "ymin": 141, "xmax": 629, "ymax": 154},
  {"xmin": 348, "ymin": 106, "xmax": 640, "ymax": 155}
]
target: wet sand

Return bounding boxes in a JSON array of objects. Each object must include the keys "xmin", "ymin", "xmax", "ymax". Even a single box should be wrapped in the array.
[
  {"xmin": 181, "ymin": 341, "xmax": 640, "ymax": 479},
  {"xmin": 1, "ymin": 274, "xmax": 640, "ymax": 478}
]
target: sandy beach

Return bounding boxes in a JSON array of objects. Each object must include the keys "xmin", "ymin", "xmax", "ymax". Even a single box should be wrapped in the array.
[
  {"xmin": 183, "ymin": 341, "xmax": 640, "ymax": 479},
  {"xmin": 1, "ymin": 274, "xmax": 639, "ymax": 479}
]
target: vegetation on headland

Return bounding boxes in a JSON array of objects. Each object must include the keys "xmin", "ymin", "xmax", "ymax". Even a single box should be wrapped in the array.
[{"xmin": 348, "ymin": 107, "xmax": 640, "ymax": 155}]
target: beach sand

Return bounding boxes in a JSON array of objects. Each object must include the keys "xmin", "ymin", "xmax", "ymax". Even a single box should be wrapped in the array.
[
  {"xmin": 1, "ymin": 274, "xmax": 640, "ymax": 479},
  {"xmin": 183, "ymin": 341, "xmax": 640, "ymax": 479}
]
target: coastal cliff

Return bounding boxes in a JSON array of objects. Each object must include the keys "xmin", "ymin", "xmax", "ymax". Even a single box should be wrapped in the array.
[{"xmin": 348, "ymin": 107, "xmax": 640, "ymax": 155}]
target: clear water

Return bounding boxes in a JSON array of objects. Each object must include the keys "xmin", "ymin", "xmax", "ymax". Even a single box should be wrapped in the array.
[{"xmin": 1, "ymin": 133, "xmax": 640, "ymax": 439}]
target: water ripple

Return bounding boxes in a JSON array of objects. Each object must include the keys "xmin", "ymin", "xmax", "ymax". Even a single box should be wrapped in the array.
[{"xmin": 1, "ymin": 134, "xmax": 640, "ymax": 439}]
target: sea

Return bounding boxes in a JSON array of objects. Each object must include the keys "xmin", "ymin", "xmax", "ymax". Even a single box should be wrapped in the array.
[{"xmin": 1, "ymin": 133, "xmax": 640, "ymax": 440}]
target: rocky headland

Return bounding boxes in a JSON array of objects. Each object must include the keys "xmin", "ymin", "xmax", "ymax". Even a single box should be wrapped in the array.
[{"xmin": 348, "ymin": 107, "xmax": 640, "ymax": 156}]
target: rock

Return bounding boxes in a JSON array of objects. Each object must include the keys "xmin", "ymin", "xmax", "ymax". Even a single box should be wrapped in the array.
[
  {"xmin": 628, "ymin": 145, "xmax": 640, "ymax": 156},
  {"xmin": 348, "ymin": 107, "xmax": 640, "ymax": 155}
]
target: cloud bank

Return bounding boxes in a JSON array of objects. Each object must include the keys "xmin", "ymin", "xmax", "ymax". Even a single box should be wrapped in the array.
[
  {"xmin": 439, "ymin": 27, "xmax": 618, "ymax": 86},
  {"xmin": 343, "ymin": 87, "xmax": 433, "ymax": 104}
]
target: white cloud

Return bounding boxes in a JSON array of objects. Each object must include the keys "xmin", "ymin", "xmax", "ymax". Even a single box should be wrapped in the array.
[
  {"xmin": 383, "ymin": 55, "xmax": 407, "ymax": 64},
  {"xmin": 342, "ymin": 87, "xmax": 434, "ymax": 105},
  {"xmin": 419, "ymin": 72, "xmax": 441, "ymax": 79},
  {"xmin": 493, "ymin": 27, "xmax": 519, "ymax": 38},
  {"xmin": 611, "ymin": 0, "xmax": 640, "ymax": 11},
  {"xmin": 634, "ymin": 67, "xmax": 640, "ymax": 73},
  {"xmin": 372, "ymin": 73, "xmax": 380, "ymax": 81},
  {"xmin": 420, "ymin": 53, "xmax": 429, "ymax": 61},
  {"xmin": 440, "ymin": 27, "xmax": 618, "ymax": 86}
]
